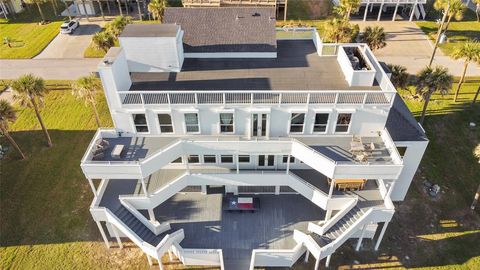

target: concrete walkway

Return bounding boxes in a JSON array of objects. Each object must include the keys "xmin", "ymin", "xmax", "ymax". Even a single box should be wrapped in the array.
[
  {"xmin": 355, "ymin": 21, "xmax": 480, "ymax": 76},
  {"xmin": 0, "ymin": 59, "xmax": 100, "ymax": 79}
]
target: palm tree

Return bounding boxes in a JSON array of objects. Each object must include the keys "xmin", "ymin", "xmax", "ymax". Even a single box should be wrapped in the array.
[
  {"xmin": 106, "ymin": 16, "xmax": 132, "ymax": 38},
  {"xmin": 0, "ymin": 100, "xmax": 26, "ymax": 160},
  {"xmin": 438, "ymin": 0, "xmax": 466, "ymax": 36},
  {"xmin": 25, "ymin": 0, "xmax": 48, "ymax": 22},
  {"xmin": 451, "ymin": 41, "xmax": 480, "ymax": 102},
  {"xmin": 387, "ymin": 64, "xmax": 409, "ymax": 90},
  {"xmin": 334, "ymin": 0, "xmax": 361, "ymax": 21},
  {"xmin": 323, "ymin": 18, "xmax": 360, "ymax": 43},
  {"xmin": 11, "ymin": 74, "xmax": 52, "ymax": 147},
  {"xmin": 148, "ymin": 0, "xmax": 167, "ymax": 22},
  {"xmin": 416, "ymin": 66, "xmax": 453, "ymax": 124},
  {"xmin": 92, "ymin": 31, "xmax": 115, "ymax": 52},
  {"xmin": 429, "ymin": 0, "xmax": 452, "ymax": 67},
  {"xmin": 362, "ymin": 26, "xmax": 386, "ymax": 51},
  {"xmin": 72, "ymin": 74, "xmax": 103, "ymax": 128},
  {"xmin": 472, "ymin": 85, "xmax": 480, "ymax": 107}
]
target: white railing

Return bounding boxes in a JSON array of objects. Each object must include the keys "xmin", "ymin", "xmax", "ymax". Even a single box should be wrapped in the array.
[
  {"xmin": 276, "ymin": 27, "xmax": 316, "ymax": 40},
  {"xmin": 118, "ymin": 90, "xmax": 395, "ymax": 106},
  {"xmin": 360, "ymin": 0, "xmax": 427, "ymax": 3},
  {"xmin": 308, "ymin": 197, "xmax": 358, "ymax": 235},
  {"xmin": 119, "ymin": 198, "xmax": 171, "ymax": 235},
  {"xmin": 250, "ymin": 243, "xmax": 306, "ymax": 268},
  {"xmin": 381, "ymin": 128, "xmax": 403, "ymax": 164}
]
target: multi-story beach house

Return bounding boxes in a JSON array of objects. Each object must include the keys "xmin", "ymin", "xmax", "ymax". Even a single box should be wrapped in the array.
[{"xmin": 80, "ymin": 7, "xmax": 428, "ymax": 270}]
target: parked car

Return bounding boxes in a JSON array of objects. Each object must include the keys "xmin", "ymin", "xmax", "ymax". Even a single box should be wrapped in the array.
[{"xmin": 60, "ymin": 19, "xmax": 80, "ymax": 34}]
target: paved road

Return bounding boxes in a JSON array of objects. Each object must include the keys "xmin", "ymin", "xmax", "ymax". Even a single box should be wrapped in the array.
[
  {"xmin": 35, "ymin": 22, "xmax": 102, "ymax": 59},
  {"xmin": 355, "ymin": 21, "xmax": 480, "ymax": 76},
  {"xmin": 0, "ymin": 59, "xmax": 100, "ymax": 79}
]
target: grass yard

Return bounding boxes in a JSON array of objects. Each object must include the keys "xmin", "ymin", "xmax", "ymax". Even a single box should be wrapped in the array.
[
  {"xmin": 0, "ymin": 78, "xmax": 479, "ymax": 269},
  {"xmin": 0, "ymin": 2, "xmax": 66, "ymax": 59},
  {"xmin": 416, "ymin": 10, "xmax": 480, "ymax": 57}
]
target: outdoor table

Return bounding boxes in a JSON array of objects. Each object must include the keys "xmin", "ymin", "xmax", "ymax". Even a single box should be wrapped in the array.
[{"xmin": 111, "ymin": 144, "xmax": 125, "ymax": 159}]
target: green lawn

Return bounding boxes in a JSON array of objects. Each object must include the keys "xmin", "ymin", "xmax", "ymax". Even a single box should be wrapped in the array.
[
  {"xmin": 0, "ymin": 79, "xmax": 479, "ymax": 269},
  {"xmin": 0, "ymin": 2, "xmax": 66, "ymax": 59},
  {"xmin": 416, "ymin": 12, "xmax": 480, "ymax": 56}
]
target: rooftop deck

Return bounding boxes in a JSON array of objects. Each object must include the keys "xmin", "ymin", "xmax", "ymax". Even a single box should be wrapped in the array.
[{"xmin": 129, "ymin": 40, "xmax": 381, "ymax": 92}]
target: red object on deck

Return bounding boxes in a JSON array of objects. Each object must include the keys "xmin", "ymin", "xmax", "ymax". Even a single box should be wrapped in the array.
[{"xmin": 237, "ymin": 203, "xmax": 253, "ymax": 209}]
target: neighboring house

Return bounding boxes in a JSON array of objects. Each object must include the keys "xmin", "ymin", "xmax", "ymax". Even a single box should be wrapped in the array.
[
  {"xmin": 356, "ymin": 0, "xmax": 427, "ymax": 21},
  {"xmin": 72, "ymin": 0, "xmax": 146, "ymax": 16},
  {"xmin": 0, "ymin": 0, "xmax": 24, "ymax": 18},
  {"xmin": 80, "ymin": 7, "xmax": 428, "ymax": 270}
]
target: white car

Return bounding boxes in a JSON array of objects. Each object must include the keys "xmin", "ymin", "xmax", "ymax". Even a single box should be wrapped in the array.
[{"xmin": 60, "ymin": 20, "xmax": 80, "ymax": 34}]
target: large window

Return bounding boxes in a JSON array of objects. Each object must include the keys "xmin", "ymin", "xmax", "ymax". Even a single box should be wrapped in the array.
[
  {"xmin": 133, "ymin": 114, "xmax": 148, "ymax": 133},
  {"xmin": 158, "ymin": 114, "xmax": 173, "ymax": 133},
  {"xmin": 335, "ymin": 113, "xmax": 352, "ymax": 133},
  {"xmin": 204, "ymin": 155, "xmax": 216, "ymax": 163},
  {"xmin": 289, "ymin": 113, "xmax": 305, "ymax": 133},
  {"xmin": 313, "ymin": 113, "xmax": 329, "ymax": 133},
  {"xmin": 238, "ymin": 155, "xmax": 250, "ymax": 163},
  {"xmin": 282, "ymin": 155, "xmax": 295, "ymax": 163},
  {"xmin": 221, "ymin": 155, "xmax": 233, "ymax": 163},
  {"xmin": 188, "ymin": 155, "xmax": 200, "ymax": 163},
  {"xmin": 219, "ymin": 113, "xmax": 234, "ymax": 133},
  {"xmin": 185, "ymin": 113, "xmax": 199, "ymax": 133}
]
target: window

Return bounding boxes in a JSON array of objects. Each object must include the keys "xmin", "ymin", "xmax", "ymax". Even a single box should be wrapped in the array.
[
  {"xmin": 282, "ymin": 155, "xmax": 295, "ymax": 163},
  {"xmin": 185, "ymin": 113, "xmax": 199, "ymax": 133},
  {"xmin": 313, "ymin": 113, "xmax": 329, "ymax": 133},
  {"xmin": 289, "ymin": 113, "xmax": 305, "ymax": 133},
  {"xmin": 335, "ymin": 113, "xmax": 352, "ymax": 132},
  {"xmin": 238, "ymin": 155, "xmax": 250, "ymax": 163},
  {"xmin": 220, "ymin": 113, "xmax": 234, "ymax": 133},
  {"xmin": 171, "ymin": 157, "xmax": 182, "ymax": 164},
  {"xmin": 133, "ymin": 114, "xmax": 148, "ymax": 133},
  {"xmin": 158, "ymin": 114, "xmax": 174, "ymax": 133},
  {"xmin": 188, "ymin": 155, "xmax": 200, "ymax": 163},
  {"xmin": 221, "ymin": 155, "xmax": 233, "ymax": 163},
  {"xmin": 204, "ymin": 155, "xmax": 216, "ymax": 163}
]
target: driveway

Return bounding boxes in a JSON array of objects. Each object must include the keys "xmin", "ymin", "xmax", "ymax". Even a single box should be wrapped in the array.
[
  {"xmin": 35, "ymin": 21, "xmax": 103, "ymax": 59},
  {"xmin": 355, "ymin": 21, "xmax": 480, "ymax": 76}
]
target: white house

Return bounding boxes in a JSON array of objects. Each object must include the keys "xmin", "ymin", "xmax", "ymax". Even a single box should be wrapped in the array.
[{"xmin": 81, "ymin": 7, "xmax": 428, "ymax": 270}]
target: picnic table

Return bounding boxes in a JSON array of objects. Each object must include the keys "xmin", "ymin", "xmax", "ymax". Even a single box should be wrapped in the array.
[{"xmin": 329, "ymin": 178, "xmax": 367, "ymax": 191}]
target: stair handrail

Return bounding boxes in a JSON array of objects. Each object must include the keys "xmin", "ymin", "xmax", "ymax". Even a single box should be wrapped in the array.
[
  {"xmin": 155, "ymin": 229, "xmax": 185, "ymax": 257},
  {"xmin": 308, "ymin": 197, "xmax": 358, "ymax": 236},
  {"xmin": 119, "ymin": 198, "xmax": 171, "ymax": 235}
]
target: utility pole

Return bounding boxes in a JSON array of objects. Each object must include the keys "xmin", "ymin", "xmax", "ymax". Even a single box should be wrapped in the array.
[{"xmin": 428, "ymin": 3, "xmax": 450, "ymax": 67}]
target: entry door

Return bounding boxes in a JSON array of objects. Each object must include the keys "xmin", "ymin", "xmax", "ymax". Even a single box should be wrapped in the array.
[
  {"xmin": 252, "ymin": 113, "xmax": 268, "ymax": 137},
  {"xmin": 257, "ymin": 155, "xmax": 275, "ymax": 169}
]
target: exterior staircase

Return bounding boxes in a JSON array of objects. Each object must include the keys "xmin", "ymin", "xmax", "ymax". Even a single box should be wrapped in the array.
[
  {"xmin": 113, "ymin": 206, "xmax": 168, "ymax": 246},
  {"xmin": 311, "ymin": 206, "xmax": 365, "ymax": 245}
]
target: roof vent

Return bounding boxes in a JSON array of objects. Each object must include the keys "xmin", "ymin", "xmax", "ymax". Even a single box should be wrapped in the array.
[{"xmin": 252, "ymin": 12, "xmax": 260, "ymax": 17}]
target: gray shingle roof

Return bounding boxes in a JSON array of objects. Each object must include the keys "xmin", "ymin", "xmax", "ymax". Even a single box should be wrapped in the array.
[
  {"xmin": 386, "ymin": 94, "xmax": 428, "ymax": 142},
  {"xmin": 119, "ymin": 24, "xmax": 180, "ymax": 38},
  {"xmin": 163, "ymin": 7, "xmax": 277, "ymax": 53}
]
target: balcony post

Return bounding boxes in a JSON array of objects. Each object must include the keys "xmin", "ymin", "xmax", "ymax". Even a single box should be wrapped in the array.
[
  {"xmin": 375, "ymin": 222, "xmax": 389, "ymax": 250},
  {"xmin": 286, "ymin": 154, "xmax": 291, "ymax": 174},
  {"xmin": 140, "ymin": 177, "xmax": 149, "ymax": 196},
  {"xmin": 328, "ymin": 179, "xmax": 335, "ymax": 198},
  {"xmin": 148, "ymin": 208, "xmax": 157, "ymax": 223},
  {"xmin": 112, "ymin": 224, "xmax": 123, "ymax": 249},
  {"xmin": 184, "ymin": 155, "xmax": 190, "ymax": 174},
  {"xmin": 304, "ymin": 249, "xmax": 309, "ymax": 263},
  {"xmin": 386, "ymin": 180, "xmax": 396, "ymax": 200},
  {"xmin": 96, "ymin": 221, "xmax": 110, "ymax": 248},
  {"xmin": 87, "ymin": 178, "xmax": 97, "ymax": 197},
  {"xmin": 314, "ymin": 258, "xmax": 320, "ymax": 270},
  {"xmin": 325, "ymin": 254, "xmax": 331, "ymax": 267},
  {"xmin": 409, "ymin": 0, "xmax": 418, "ymax": 21},
  {"xmin": 377, "ymin": 3, "xmax": 383, "ymax": 21},
  {"xmin": 146, "ymin": 254, "xmax": 153, "ymax": 266},
  {"xmin": 356, "ymin": 223, "xmax": 367, "ymax": 251},
  {"xmin": 363, "ymin": 1, "xmax": 369, "ymax": 21},
  {"xmin": 392, "ymin": 0, "xmax": 400, "ymax": 21},
  {"xmin": 325, "ymin": 209, "xmax": 333, "ymax": 221},
  {"xmin": 236, "ymin": 154, "xmax": 240, "ymax": 174}
]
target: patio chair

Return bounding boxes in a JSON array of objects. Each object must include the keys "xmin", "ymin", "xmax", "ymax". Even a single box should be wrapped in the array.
[{"xmin": 92, "ymin": 152, "xmax": 105, "ymax": 161}]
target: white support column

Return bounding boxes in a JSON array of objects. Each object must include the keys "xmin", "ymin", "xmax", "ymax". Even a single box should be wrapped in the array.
[
  {"xmin": 96, "ymin": 221, "xmax": 110, "ymax": 248},
  {"xmin": 356, "ymin": 224, "xmax": 367, "ymax": 251},
  {"xmin": 304, "ymin": 249, "xmax": 309, "ymax": 263},
  {"xmin": 392, "ymin": 0, "xmax": 400, "ymax": 21},
  {"xmin": 140, "ymin": 177, "xmax": 149, "ymax": 197},
  {"xmin": 375, "ymin": 222, "xmax": 389, "ymax": 250},
  {"xmin": 363, "ymin": 2, "xmax": 369, "ymax": 21},
  {"xmin": 325, "ymin": 209, "xmax": 333, "ymax": 221},
  {"xmin": 377, "ymin": 3, "xmax": 383, "ymax": 21},
  {"xmin": 146, "ymin": 254, "xmax": 153, "ymax": 266},
  {"xmin": 184, "ymin": 155, "xmax": 190, "ymax": 174},
  {"xmin": 386, "ymin": 180, "xmax": 396, "ymax": 200},
  {"xmin": 409, "ymin": 1, "xmax": 418, "ymax": 22},
  {"xmin": 158, "ymin": 258, "xmax": 164, "ymax": 270},
  {"xmin": 148, "ymin": 208, "xmax": 157, "ymax": 223},
  {"xmin": 370, "ymin": 2, "xmax": 374, "ymax": 12},
  {"xmin": 275, "ymin": 185, "xmax": 280, "ymax": 195},
  {"xmin": 325, "ymin": 254, "xmax": 331, "ymax": 267},
  {"xmin": 286, "ymin": 154, "xmax": 291, "ymax": 174},
  {"xmin": 314, "ymin": 258, "xmax": 320, "ymax": 270},
  {"xmin": 87, "ymin": 178, "xmax": 97, "ymax": 196},
  {"xmin": 112, "ymin": 224, "xmax": 123, "ymax": 249},
  {"xmin": 328, "ymin": 179, "xmax": 335, "ymax": 198},
  {"xmin": 236, "ymin": 154, "xmax": 240, "ymax": 174},
  {"xmin": 201, "ymin": 185, "xmax": 207, "ymax": 194},
  {"xmin": 168, "ymin": 249, "xmax": 174, "ymax": 261}
]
